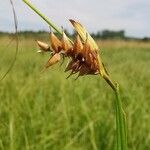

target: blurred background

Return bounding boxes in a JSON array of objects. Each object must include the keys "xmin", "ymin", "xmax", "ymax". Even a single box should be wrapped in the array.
[
  {"xmin": 0, "ymin": 0, "xmax": 150, "ymax": 150},
  {"xmin": 1, "ymin": 0, "xmax": 150, "ymax": 38}
]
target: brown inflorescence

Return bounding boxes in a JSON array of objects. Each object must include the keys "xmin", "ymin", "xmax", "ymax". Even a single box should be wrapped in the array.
[{"xmin": 36, "ymin": 20, "xmax": 101, "ymax": 79}]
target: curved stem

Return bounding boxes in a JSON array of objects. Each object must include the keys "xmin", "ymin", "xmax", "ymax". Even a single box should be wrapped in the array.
[{"xmin": 103, "ymin": 73, "xmax": 116, "ymax": 91}]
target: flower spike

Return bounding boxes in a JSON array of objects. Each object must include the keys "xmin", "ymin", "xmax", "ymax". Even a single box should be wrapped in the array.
[{"xmin": 36, "ymin": 19, "xmax": 109, "ymax": 80}]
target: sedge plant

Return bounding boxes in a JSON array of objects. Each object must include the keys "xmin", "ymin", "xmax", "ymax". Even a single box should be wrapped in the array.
[{"xmin": 22, "ymin": 0, "xmax": 127, "ymax": 149}]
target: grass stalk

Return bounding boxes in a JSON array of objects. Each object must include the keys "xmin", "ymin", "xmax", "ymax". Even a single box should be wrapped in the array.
[
  {"xmin": 102, "ymin": 73, "xmax": 127, "ymax": 150},
  {"xmin": 9, "ymin": 115, "xmax": 14, "ymax": 150},
  {"xmin": 114, "ymin": 84, "xmax": 127, "ymax": 150},
  {"xmin": 22, "ymin": 1, "xmax": 127, "ymax": 149}
]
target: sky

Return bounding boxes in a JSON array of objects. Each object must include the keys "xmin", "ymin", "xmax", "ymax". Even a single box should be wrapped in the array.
[{"xmin": 0, "ymin": 0, "xmax": 150, "ymax": 38}]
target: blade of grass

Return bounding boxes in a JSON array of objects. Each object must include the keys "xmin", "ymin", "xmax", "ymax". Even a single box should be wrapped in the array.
[
  {"xmin": 102, "ymin": 73, "xmax": 127, "ymax": 150},
  {"xmin": 0, "ymin": 0, "xmax": 18, "ymax": 82},
  {"xmin": 115, "ymin": 84, "xmax": 127, "ymax": 150},
  {"xmin": 9, "ymin": 115, "xmax": 14, "ymax": 150},
  {"xmin": 0, "ymin": 139, "xmax": 4, "ymax": 150}
]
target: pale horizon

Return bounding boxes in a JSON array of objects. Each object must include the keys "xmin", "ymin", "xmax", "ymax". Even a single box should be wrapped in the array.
[{"xmin": 0, "ymin": 0, "xmax": 150, "ymax": 38}]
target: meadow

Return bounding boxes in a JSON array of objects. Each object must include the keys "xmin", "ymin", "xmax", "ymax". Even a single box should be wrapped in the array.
[{"xmin": 0, "ymin": 35, "xmax": 150, "ymax": 150}]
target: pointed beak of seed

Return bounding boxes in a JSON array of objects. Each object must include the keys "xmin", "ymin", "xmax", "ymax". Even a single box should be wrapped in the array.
[
  {"xmin": 45, "ymin": 53, "xmax": 61, "ymax": 68},
  {"xmin": 61, "ymin": 31, "xmax": 72, "ymax": 51},
  {"xmin": 50, "ymin": 31, "xmax": 62, "ymax": 53},
  {"xmin": 36, "ymin": 40, "xmax": 50, "ymax": 52}
]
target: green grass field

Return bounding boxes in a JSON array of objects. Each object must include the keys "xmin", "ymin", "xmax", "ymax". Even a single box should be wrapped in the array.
[{"xmin": 0, "ymin": 36, "xmax": 150, "ymax": 150}]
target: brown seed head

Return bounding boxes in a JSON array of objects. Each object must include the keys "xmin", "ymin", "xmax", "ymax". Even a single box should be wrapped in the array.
[{"xmin": 36, "ymin": 19, "xmax": 108, "ymax": 79}]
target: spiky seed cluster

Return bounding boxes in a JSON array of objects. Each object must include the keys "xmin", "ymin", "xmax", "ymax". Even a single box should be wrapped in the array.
[{"xmin": 36, "ymin": 20, "xmax": 100, "ymax": 79}]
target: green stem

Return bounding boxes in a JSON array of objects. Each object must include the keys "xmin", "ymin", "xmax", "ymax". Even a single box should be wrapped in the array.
[
  {"xmin": 22, "ymin": 0, "xmax": 62, "ymax": 35},
  {"xmin": 22, "ymin": 1, "xmax": 127, "ymax": 149},
  {"xmin": 114, "ymin": 84, "xmax": 127, "ymax": 150},
  {"xmin": 103, "ymin": 74, "xmax": 127, "ymax": 150}
]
